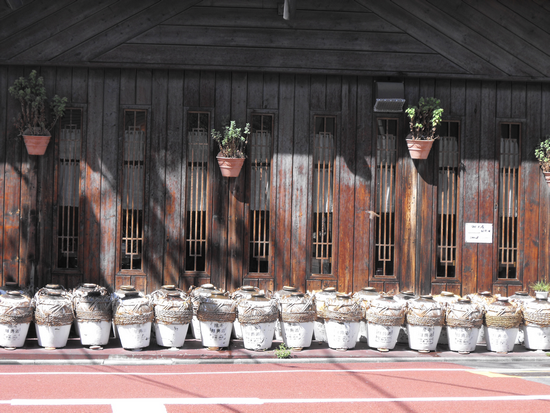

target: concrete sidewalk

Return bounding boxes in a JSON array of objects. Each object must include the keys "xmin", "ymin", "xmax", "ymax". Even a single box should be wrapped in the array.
[{"xmin": 1, "ymin": 335, "xmax": 549, "ymax": 365}]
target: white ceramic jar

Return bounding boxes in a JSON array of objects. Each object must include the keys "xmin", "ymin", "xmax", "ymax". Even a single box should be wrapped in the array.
[
  {"xmin": 237, "ymin": 293, "xmax": 278, "ymax": 351},
  {"xmin": 197, "ymin": 292, "xmax": 236, "ymax": 349},
  {"xmin": 353, "ymin": 287, "xmax": 380, "ymax": 343},
  {"xmin": 189, "ymin": 284, "xmax": 220, "ymax": 340},
  {"xmin": 406, "ymin": 295, "xmax": 444, "ymax": 352},
  {"xmin": 279, "ymin": 292, "xmax": 316, "ymax": 350},
  {"xmin": 312, "ymin": 287, "xmax": 337, "ymax": 342},
  {"xmin": 151, "ymin": 288, "xmax": 193, "ymax": 349},
  {"xmin": 74, "ymin": 287, "xmax": 112, "ymax": 347},
  {"xmin": 365, "ymin": 295, "xmax": 406, "ymax": 352},
  {"xmin": 323, "ymin": 293, "xmax": 362, "ymax": 350},
  {"xmin": 522, "ymin": 293, "xmax": 550, "ymax": 351},
  {"xmin": 113, "ymin": 291, "xmax": 154, "ymax": 350},
  {"xmin": 33, "ymin": 290, "xmax": 74, "ymax": 349},
  {"xmin": 231, "ymin": 285, "xmax": 260, "ymax": 339},
  {"xmin": 445, "ymin": 298, "xmax": 483, "ymax": 354},
  {"xmin": 484, "ymin": 297, "xmax": 522, "ymax": 353},
  {"xmin": 0, "ymin": 291, "xmax": 33, "ymax": 348}
]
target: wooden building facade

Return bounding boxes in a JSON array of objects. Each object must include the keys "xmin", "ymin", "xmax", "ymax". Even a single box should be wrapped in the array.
[{"xmin": 1, "ymin": 0, "xmax": 549, "ymax": 296}]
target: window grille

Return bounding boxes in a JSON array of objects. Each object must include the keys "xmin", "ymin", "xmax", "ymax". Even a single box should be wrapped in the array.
[
  {"xmin": 121, "ymin": 110, "xmax": 146, "ymax": 271},
  {"xmin": 312, "ymin": 116, "xmax": 335, "ymax": 275},
  {"xmin": 185, "ymin": 112, "xmax": 209, "ymax": 272},
  {"xmin": 498, "ymin": 123, "xmax": 520, "ymax": 279},
  {"xmin": 248, "ymin": 114, "xmax": 273, "ymax": 274},
  {"xmin": 374, "ymin": 118, "xmax": 397, "ymax": 277},
  {"xmin": 56, "ymin": 108, "xmax": 82, "ymax": 269},
  {"xmin": 437, "ymin": 121, "xmax": 460, "ymax": 278}
]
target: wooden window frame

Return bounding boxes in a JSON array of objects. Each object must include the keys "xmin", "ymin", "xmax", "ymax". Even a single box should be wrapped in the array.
[
  {"xmin": 52, "ymin": 105, "xmax": 87, "ymax": 276},
  {"xmin": 182, "ymin": 108, "xmax": 214, "ymax": 279},
  {"xmin": 115, "ymin": 106, "xmax": 151, "ymax": 278},
  {"xmin": 244, "ymin": 110, "xmax": 277, "ymax": 280},
  {"xmin": 307, "ymin": 113, "xmax": 340, "ymax": 281}
]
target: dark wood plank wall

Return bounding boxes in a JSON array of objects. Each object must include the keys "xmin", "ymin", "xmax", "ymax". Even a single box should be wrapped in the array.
[
  {"xmin": 1, "ymin": 66, "xmax": 550, "ymax": 296},
  {"xmin": 1, "ymin": 0, "xmax": 550, "ymax": 82}
]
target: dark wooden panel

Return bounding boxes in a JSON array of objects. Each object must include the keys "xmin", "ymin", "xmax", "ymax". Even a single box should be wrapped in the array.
[
  {"xmin": 83, "ymin": 69, "xmax": 104, "ymax": 286},
  {"xmin": 147, "ymin": 70, "xmax": 169, "ymax": 293},
  {"xmin": 273, "ymin": 74, "xmax": 295, "ymax": 290},
  {"xmin": 263, "ymin": 73, "xmax": 279, "ymax": 110},
  {"xmin": 354, "ymin": 77, "xmax": 373, "ymax": 292},
  {"xmin": 291, "ymin": 75, "xmax": 310, "ymax": 291},
  {"xmin": 306, "ymin": 280, "xmax": 322, "ymax": 293},
  {"xmin": 310, "ymin": 75, "xmax": 326, "ymax": 112},
  {"xmin": 461, "ymin": 81, "xmax": 481, "ymax": 296},
  {"xmin": 428, "ymin": 0, "xmax": 549, "ymax": 77},
  {"xmin": 37, "ymin": 66, "xmax": 57, "ymax": 290},
  {"xmin": 0, "ymin": 0, "xmax": 112, "ymax": 61},
  {"xmin": 227, "ymin": 71, "xmax": 247, "ymax": 291},
  {"xmin": 416, "ymin": 79, "xmax": 437, "ymax": 295},
  {"xmin": 356, "ymin": 0, "xmax": 504, "ymax": 78},
  {"xmin": 97, "ymin": 45, "xmax": 464, "ymax": 76},
  {"xmin": 326, "ymin": 76, "xmax": 341, "ymax": 112},
  {"xmin": 183, "ymin": 71, "xmax": 200, "ymax": 108},
  {"xmin": 120, "ymin": 69, "xmax": 136, "ymax": 105},
  {"xmin": 164, "ymin": 70, "xmax": 184, "ymax": 288},
  {"xmin": 477, "ymin": 82, "xmax": 497, "ymax": 293},
  {"xmin": 131, "ymin": 26, "xmax": 434, "ymax": 54},
  {"xmin": 396, "ymin": 78, "xmax": 420, "ymax": 292},
  {"xmin": 521, "ymin": 83, "xmax": 542, "ymax": 290},
  {"xmin": 99, "ymin": 69, "xmax": 119, "ymax": 288},
  {"xmin": 493, "ymin": 284, "xmax": 507, "ymax": 297},
  {"xmin": 511, "ymin": 82, "xmax": 527, "ymax": 120},
  {"xmin": 0, "ymin": 67, "xmax": 7, "ymax": 283},
  {"xmin": 338, "ymin": 77, "xmax": 356, "ymax": 294},
  {"xmin": 2, "ymin": 66, "xmax": 23, "ymax": 285},
  {"xmin": 498, "ymin": 0, "xmax": 550, "ymax": 37},
  {"xmin": 246, "ymin": 73, "xmax": 263, "ymax": 110},
  {"xmin": 51, "ymin": 0, "xmax": 202, "ymax": 63},
  {"xmin": 71, "ymin": 68, "xmax": 88, "ymax": 104},
  {"xmin": 368, "ymin": 281, "xmax": 385, "ymax": 293},
  {"xmin": 200, "ymin": 71, "xmax": 215, "ymax": 108},
  {"xmin": 210, "ymin": 71, "xmax": 231, "ymax": 288},
  {"xmin": 136, "ymin": 69, "xmax": 152, "ymax": 105},
  {"xmin": 115, "ymin": 275, "xmax": 131, "ymax": 291},
  {"xmin": 496, "ymin": 82, "xmax": 511, "ymax": 119},
  {"xmin": 166, "ymin": 7, "xmax": 398, "ymax": 32}
]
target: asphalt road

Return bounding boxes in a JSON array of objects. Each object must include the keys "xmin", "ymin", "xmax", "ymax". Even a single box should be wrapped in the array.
[{"xmin": 1, "ymin": 361, "xmax": 550, "ymax": 412}]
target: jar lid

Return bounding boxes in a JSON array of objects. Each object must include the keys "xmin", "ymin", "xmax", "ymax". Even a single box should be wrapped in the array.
[
  {"xmin": 457, "ymin": 298, "xmax": 471, "ymax": 304},
  {"xmin": 120, "ymin": 285, "xmax": 135, "ymax": 291},
  {"xmin": 479, "ymin": 291, "xmax": 492, "ymax": 296},
  {"xmin": 497, "ymin": 296, "xmax": 509, "ymax": 302},
  {"xmin": 420, "ymin": 295, "xmax": 434, "ymax": 300},
  {"xmin": 336, "ymin": 293, "xmax": 350, "ymax": 299},
  {"xmin": 6, "ymin": 291, "xmax": 22, "ymax": 297},
  {"xmin": 514, "ymin": 291, "xmax": 529, "ymax": 296},
  {"xmin": 291, "ymin": 292, "xmax": 304, "ymax": 297},
  {"xmin": 441, "ymin": 291, "xmax": 455, "ymax": 297},
  {"xmin": 283, "ymin": 286, "xmax": 297, "ymax": 291},
  {"xmin": 161, "ymin": 285, "xmax": 176, "ymax": 290},
  {"xmin": 45, "ymin": 284, "xmax": 62, "ymax": 290},
  {"xmin": 323, "ymin": 287, "xmax": 336, "ymax": 292},
  {"xmin": 241, "ymin": 285, "xmax": 256, "ymax": 291},
  {"xmin": 82, "ymin": 283, "xmax": 97, "ymax": 289},
  {"xmin": 361, "ymin": 287, "xmax": 377, "ymax": 292}
]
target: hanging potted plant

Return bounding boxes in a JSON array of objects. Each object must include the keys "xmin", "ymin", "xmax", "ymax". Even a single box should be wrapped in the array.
[
  {"xmin": 212, "ymin": 120, "xmax": 250, "ymax": 177},
  {"xmin": 8, "ymin": 70, "xmax": 67, "ymax": 155},
  {"xmin": 405, "ymin": 97, "xmax": 444, "ymax": 160},
  {"xmin": 535, "ymin": 135, "xmax": 550, "ymax": 188}
]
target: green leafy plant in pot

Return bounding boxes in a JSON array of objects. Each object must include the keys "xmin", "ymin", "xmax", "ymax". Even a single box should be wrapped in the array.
[
  {"xmin": 405, "ymin": 97, "xmax": 444, "ymax": 160},
  {"xmin": 530, "ymin": 280, "xmax": 550, "ymax": 300},
  {"xmin": 535, "ymin": 135, "xmax": 550, "ymax": 188},
  {"xmin": 212, "ymin": 120, "xmax": 250, "ymax": 177},
  {"xmin": 9, "ymin": 70, "xmax": 67, "ymax": 155}
]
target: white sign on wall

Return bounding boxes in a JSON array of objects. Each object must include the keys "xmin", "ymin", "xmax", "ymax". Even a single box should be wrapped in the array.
[{"xmin": 465, "ymin": 223, "xmax": 493, "ymax": 243}]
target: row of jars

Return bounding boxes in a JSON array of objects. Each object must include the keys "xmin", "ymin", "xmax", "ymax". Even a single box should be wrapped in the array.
[{"xmin": 0, "ymin": 282, "xmax": 548, "ymax": 354}]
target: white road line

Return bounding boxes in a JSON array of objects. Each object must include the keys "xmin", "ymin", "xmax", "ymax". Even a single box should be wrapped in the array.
[
  {"xmin": 3, "ymin": 395, "xmax": 550, "ymax": 406},
  {"xmin": 0, "ymin": 368, "xmax": 548, "ymax": 376}
]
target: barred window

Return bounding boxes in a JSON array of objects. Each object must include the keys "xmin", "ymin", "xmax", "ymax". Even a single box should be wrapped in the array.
[
  {"xmin": 121, "ymin": 110, "xmax": 146, "ymax": 271},
  {"xmin": 56, "ymin": 108, "xmax": 82, "ymax": 269},
  {"xmin": 498, "ymin": 123, "xmax": 520, "ymax": 279},
  {"xmin": 374, "ymin": 118, "xmax": 397, "ymax": 277},
  {"xmin": 185, "ymin": 112, "xmax": 210, "ymax": 272},
  {"xmin": 311, "ymin": 116, "xmax": 335, "ymax": 276}
]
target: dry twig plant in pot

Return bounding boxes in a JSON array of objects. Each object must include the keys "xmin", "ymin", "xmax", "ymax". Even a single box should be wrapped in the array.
[
  {"xmin": 9, "ymin": 70, "xmax": 67, "ymax": 155},
  {"xmin": 535, "ymin": 135, "xmax": 550, "ymax": 188},
  {"xmin": 405, "ymin": 97, "xmax": 444, "ymax": 160},
  {"xmin": 212, "ymin": 120, "xmax": 250, "ymax": 177}
]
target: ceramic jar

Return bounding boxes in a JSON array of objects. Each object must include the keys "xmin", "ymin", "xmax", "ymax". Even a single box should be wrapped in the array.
[
  {"xmin": 197, "ymin": 292, "xmax": 236, "ymax": 349},
  {"xmin": 312, "ymin": 287, "xmax": 337, "ymax": 342},
  {"xmin": 189, "ymin": 284, "xmax": 220, "ymax": 340},
  {"xmin": 445, "ymin": 298, "xmax": 483, "ymax": 354},
  {"xmin": 237, "ymin": 293, "xmax": 278, "ymax": 351},
  {"xmin": 468, "ymin": 291, "xmax": 496, "ymax": 345},
  {"xmin": 279, "ymin": 292, "xmax": 316, "ymax": 350},
  {"xmin": 0, "ymin": 282, "xmax": 30, "ymax": 298},
  {"xmin": 353, "ymin": 287, "xmax": 380, "ymax": 343},
  {"xmin": 33, "ymin": 290, "xmax": 74, "ymax": 349},
  {"xmin": 73, "ymin": 285, "xmax": 112, "ymax": 347},
  {"xmin": 365, "ymin": 295, "xmax": 406, "ymax": 351},
  {"xmin": 231, "ymin": 285, "xmax": 260, "ymax": 339},
  {"xmin": 394, "ymin": 291, "xmax": 418, "ymax": 344},
  {"xmin": 522, "ymin": 294, "xmax": 550, "ymax": 350},
  {"xmin": 433, "ymin": 291, "xmax": 460, "ymax": 345},
  {"xmin": 273, "ymin": 286, "xmax": 299, "ymax": 341},
  {"xmin": 509, "ymin": 291, "xmax": 536, "ymax": 345},
  {"xmin": 113, "ymin": 290, "xmax": 154, "ymax": 350},
  {"xmin": 0, "ymin": 291, "xmax": 33, "ymax": 348},
  {"xmin": 323, "ymin": 293, "xmax": 362, "ymax": 350},
  {"xmin": 151, "ymin": 290, "xmax": 192, "ymax": 349},
  {"xmin": 484, "ymin": 297, "xmax": 522, "ymax": 353},
  {"xmin": 406, "ymin": 295, "xmax": 444, "ymax": 352}
]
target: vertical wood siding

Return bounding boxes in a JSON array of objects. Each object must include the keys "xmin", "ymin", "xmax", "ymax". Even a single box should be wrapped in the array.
[{"xmin": 1, "ymin": 66, "xmax": 549, "ymax": 296}]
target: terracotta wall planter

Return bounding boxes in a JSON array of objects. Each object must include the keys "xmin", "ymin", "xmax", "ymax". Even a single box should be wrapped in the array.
[
  {"xmin": 406, "ymin": 139, "xmax": 434, "ymax": 160},
  {"xmin": 217, "ymin": 157, "xmax": 245, "ymax": 177},
  {"xmin": 23, "ymin": 134, "xmax": 51, "ymax": 155}
]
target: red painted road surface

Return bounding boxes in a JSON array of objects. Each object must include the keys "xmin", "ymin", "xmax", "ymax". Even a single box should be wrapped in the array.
[{"xmin": 0, "ymin": 362, "xmax": 549, "ymax": 412}]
